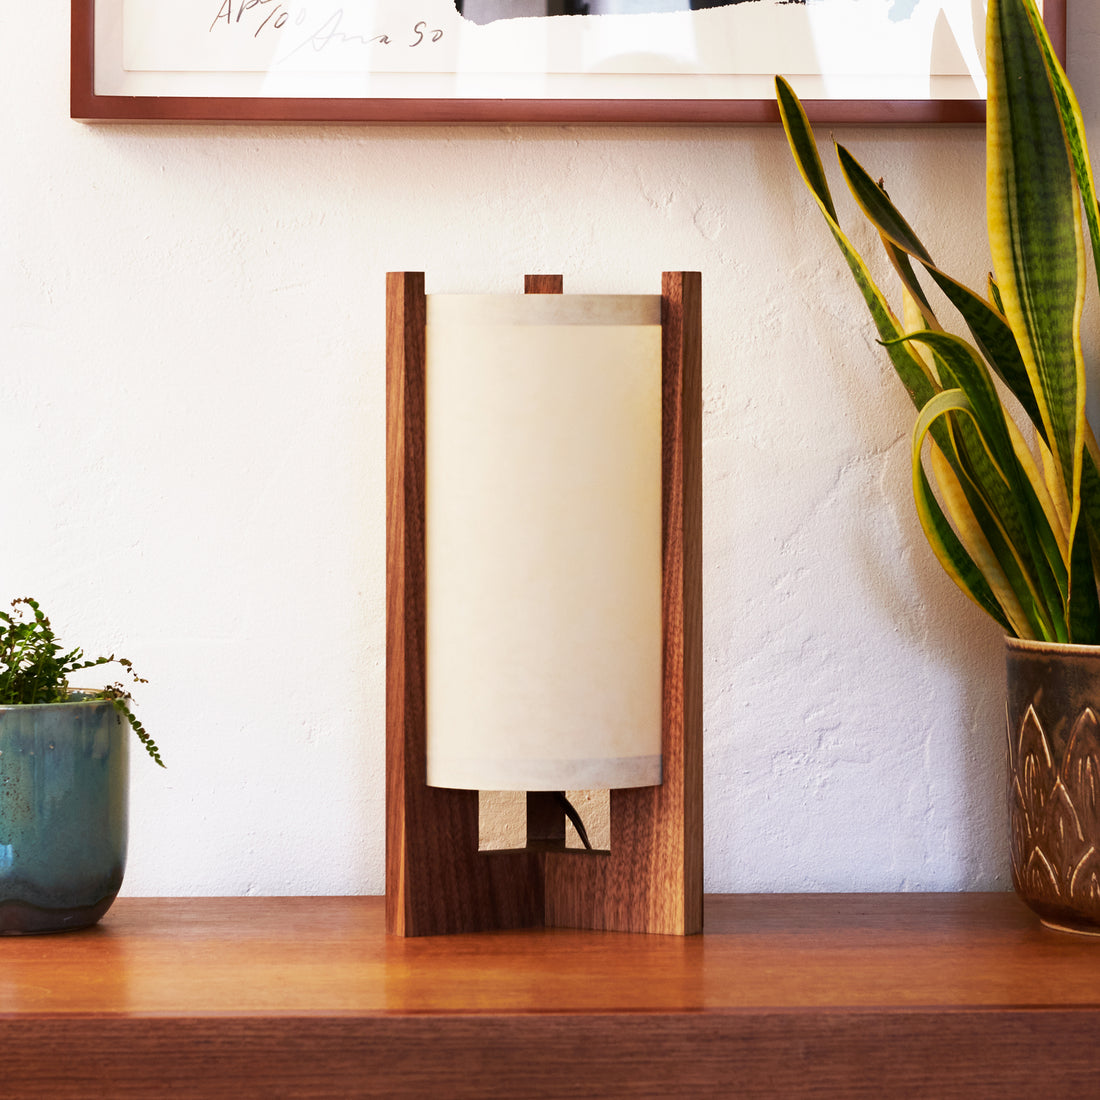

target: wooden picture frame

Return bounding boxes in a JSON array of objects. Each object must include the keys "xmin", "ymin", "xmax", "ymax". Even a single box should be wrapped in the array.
[
  {"xmin": 385, "ymin": 272, "xmax": 703, "ymax": 936},
  {"xmin": 71, "ymin": 0, "xmax": 1067, "ymax": 125}
]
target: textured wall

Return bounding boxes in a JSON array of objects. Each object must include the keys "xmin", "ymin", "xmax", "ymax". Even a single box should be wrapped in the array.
[{"xmin": 3, "ymin": 4, "xmax": 1097, "ymax": 896}]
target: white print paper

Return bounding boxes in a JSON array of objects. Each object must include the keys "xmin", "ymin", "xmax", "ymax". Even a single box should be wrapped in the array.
[{"xmin": 95, "ymin": 0, "xmax": 1033, "ymax": 100}]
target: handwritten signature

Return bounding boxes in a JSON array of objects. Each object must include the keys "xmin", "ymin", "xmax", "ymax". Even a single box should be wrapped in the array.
[{"xmin": 209, "ymin": 3, "xmax": 444, "ymax": 59}]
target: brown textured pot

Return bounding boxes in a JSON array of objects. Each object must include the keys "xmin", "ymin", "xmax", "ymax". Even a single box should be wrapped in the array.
[{"xmin": 1006, "ymin": 637, "xmax": 1100, "ymax": 934}]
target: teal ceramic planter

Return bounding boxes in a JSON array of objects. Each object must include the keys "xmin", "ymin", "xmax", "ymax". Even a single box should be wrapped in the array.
[{"xmin": 0, "ymin": 699, "xmax": 128, "ymax": 934}]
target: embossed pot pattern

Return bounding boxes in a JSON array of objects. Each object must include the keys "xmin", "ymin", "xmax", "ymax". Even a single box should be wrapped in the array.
[{"xmin": 1006, "ymin": 638, "xmax": 1100, "ymax": 933}]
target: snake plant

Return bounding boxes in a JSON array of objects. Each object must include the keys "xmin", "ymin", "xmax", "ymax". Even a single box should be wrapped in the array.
[{"xmin": 777, "ymin": 0, "xmax": 1100, "ymax": 644}]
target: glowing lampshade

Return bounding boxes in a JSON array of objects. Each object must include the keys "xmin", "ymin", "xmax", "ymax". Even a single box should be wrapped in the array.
[{"xmin": 424, "ymin": 293, "xmax": 663, "ymax": 792}]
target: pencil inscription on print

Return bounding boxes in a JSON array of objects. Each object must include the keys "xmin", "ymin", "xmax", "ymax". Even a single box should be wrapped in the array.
[{"xmin": 456, "ymin": 0, "xmax": 805, "ymax": 24}]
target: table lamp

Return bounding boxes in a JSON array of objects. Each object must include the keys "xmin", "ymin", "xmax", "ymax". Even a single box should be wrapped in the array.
[{"xmin": 386, "ymin": 271, "xmax": 701, "ymax": 936}]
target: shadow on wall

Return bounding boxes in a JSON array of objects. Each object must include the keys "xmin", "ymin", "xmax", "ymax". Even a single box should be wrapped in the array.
[{"xmin": 454, "ymin": 0, "xmax": 795, "ymax": 22}]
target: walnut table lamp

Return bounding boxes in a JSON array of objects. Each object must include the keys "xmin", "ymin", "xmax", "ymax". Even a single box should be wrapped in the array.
[{"xmin": 386, "ymin": 272, "xmax": 701, "ymax": 936}]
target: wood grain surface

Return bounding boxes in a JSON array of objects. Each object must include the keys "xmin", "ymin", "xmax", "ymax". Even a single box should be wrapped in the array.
[
  {"xmin": 523, "ymin": 274, "xmax": 564, "ymax": 295},
  {"xmin": 4, "ymin": 894, "xmax": 1100, "ymax": 1098}
]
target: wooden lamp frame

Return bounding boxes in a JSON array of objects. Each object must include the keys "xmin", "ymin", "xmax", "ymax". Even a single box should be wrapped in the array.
[{"xmin": 385, "ymin": 271, "xmax": 702, "ymax": 936}]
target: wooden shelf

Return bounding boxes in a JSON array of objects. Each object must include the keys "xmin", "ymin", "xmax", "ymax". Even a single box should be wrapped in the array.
[{"xmin": 4, "ymin": 894, "xmax": 1100, "ymax": 1097}]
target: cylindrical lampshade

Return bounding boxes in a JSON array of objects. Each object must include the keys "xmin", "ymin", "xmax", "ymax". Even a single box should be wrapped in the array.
[{"xmin": 424, "ymin": 293, "xmax": 663, "ymax": 792}]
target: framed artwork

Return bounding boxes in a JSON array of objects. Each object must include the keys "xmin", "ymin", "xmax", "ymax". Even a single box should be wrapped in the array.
[{"xmin": 71, "ymin": 0, "xmax": 1067, "ymax": 124}]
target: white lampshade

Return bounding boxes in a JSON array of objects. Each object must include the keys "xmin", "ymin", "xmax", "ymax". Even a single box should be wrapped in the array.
[{"xmin": 424, "ymin": 293, "xmax": 663, "ymax": 792}]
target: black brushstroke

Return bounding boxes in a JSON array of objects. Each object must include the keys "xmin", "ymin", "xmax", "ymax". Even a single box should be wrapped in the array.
[{"xmin": 456, "ymin": 0, "xmax": 804, "ymax": 23}]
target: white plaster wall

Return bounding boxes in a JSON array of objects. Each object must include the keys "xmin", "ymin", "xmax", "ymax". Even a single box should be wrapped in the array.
[{"xmin": 3, "ymin": 4, "xmax": 1097, "ymax": 897}]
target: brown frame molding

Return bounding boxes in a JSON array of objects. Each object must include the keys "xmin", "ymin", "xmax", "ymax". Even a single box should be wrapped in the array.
[
  {"xmin": 385, "ymin": 272, "xmax": 702, "ymax": 936},
  {"xmin": 71, "ymin": 0, "xmax": 1067, "ymax": 125}
]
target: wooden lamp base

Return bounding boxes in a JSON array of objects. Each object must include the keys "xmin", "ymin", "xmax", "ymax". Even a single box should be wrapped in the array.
[{"xmin": 385, "ymin": 271, "xmax": 702, "ymax": 936}]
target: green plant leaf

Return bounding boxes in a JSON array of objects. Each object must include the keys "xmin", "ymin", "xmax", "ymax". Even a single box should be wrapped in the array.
[
  {"xmin": 897, "ymin": 330, "xmax": 1068, "ymax": 637},
  {"xmin": 988, "ymin": 275, "xmax": 1005, "ymax": 316},
  {"xmin": 987, "ymin": 0, "xmax": 1086, "ymax": 510},
  {"xmin": 778, "ymin": 12, "xmax": 1100, "ymax": 645},
  {"xmin": 911, "ymin": 391, "xmax": 1015, "ymax": 633},
  {"xmin": 1082, "ymin": 436, "xmax": 1100, "ymax": 548},
  {"xmin": 928, "ymin": 443, "xmax": 1034, "ymax": 637},
  {"xmin": 0, "ymin": 597, "xmax": 163, "ymax": 764},
  {"xmin": 774, "ymin": 77, "xmax": 837, "ymax": 224},
  {"xmin": 1068, "ymin": 516, "xmax": 1100, "ymax": 643},
  {"xmin": 1016, "ymin": 0, "xmax": 1100, "ymax": 301},
  {"xmin": 776, "ymin": 77, "xmax": 938, "ymax": 414},
  {"xmin": 836, "ymin": 142, "xmax": 1045, "ymax": 442}
]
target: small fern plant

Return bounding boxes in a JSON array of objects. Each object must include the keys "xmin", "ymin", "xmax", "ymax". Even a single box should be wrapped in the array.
[{"xmin": 0, "ymin": 597, "xmax": 164, "ymax": 767}]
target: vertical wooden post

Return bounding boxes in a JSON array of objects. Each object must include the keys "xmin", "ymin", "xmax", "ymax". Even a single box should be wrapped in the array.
[
  {"xmin": 661, "ymin": 269, "xmax": 704, "ymax": 935},
  {"xmin": 524, "ymin": 274, "xmax": 564, "ymax": 295},
  {"xmin": 385, "ymin": 271, "xmax": 427, "ymax": 936}
]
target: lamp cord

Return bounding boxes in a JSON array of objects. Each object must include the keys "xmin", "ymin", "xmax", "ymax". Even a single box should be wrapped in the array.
[{"xmin": 554, "ymin": 792, "xmax": 594, "ymax": 851}]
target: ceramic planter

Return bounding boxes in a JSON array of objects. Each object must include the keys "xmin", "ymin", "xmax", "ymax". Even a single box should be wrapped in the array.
[
  {"xmin": 0, "ymin": 699, "xmax": 128, "ymax": 934},
  {"xmin": 1006, "ymin": 638, "xmax": 1100, "ymax": 934}
]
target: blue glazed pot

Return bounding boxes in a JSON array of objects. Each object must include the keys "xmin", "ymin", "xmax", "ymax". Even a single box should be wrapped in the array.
[{"xmin": 0, "ymin": 699, "xmax": 129, "ymax": 934}]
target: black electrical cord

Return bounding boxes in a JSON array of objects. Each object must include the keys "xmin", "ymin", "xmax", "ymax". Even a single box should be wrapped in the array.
[{"xmin": 554, "ymin": 792, "xmax": 594, "ymax": 851}]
